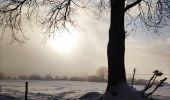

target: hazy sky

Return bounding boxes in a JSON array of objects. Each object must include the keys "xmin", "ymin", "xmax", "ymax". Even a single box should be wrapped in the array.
[{"xmin": 0, "ymin": 6, "xmax": 170, "ymax": 82}]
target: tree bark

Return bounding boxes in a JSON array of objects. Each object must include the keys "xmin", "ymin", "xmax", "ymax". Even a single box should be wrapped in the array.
[{"xmin": 107, "ymin": 0, "xmax": 126, "ymax": 90}]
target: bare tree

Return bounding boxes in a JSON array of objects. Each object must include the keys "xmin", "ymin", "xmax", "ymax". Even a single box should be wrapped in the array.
[
  {"xmin": 29, "ymin": 74, "xmax": 42, "ymax": 80},
  {"xmin": 0, "ymin": 71, "xmax": 5, "ymax": 80},
  {"xmin": 18, "ymin": 75, "xmax": 28, "ymax": 80},
  {"xmin": 0, "ymin": 0, "xmax": 170, "ymax": 99},
  {"xmin": 44, "ymin": 74, "xmax": 53, "ymax": 80},
  {"xmin": 96, "ymin": 66, "xmax": 108, "ymax": 81}
]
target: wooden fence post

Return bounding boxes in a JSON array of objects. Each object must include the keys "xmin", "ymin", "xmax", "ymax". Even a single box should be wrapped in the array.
[
  {"xmin": 131, "ymin": 68, "xmax": 136, "ymax": 87},
  {"xmin": 25, "ymin": 82, "xmax": 28, "ymax": 100}
]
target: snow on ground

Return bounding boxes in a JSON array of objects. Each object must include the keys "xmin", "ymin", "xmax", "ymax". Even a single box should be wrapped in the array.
[{"xmin": 0, "ymin": 80, "xmax": 170, "ymax": 100}]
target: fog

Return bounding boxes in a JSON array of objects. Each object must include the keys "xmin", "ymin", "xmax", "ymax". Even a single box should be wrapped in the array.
[{"xmin": 0, "ymin": 8, "xmax": 170, "ymax": 82}]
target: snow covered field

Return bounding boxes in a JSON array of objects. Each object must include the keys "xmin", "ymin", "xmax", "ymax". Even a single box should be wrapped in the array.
[{"xmin": 0, "ymin": 80, "xmax": 170, "ymax": 100}]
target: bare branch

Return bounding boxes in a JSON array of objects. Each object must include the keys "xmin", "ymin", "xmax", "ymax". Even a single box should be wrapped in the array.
[
  {"xmin": 146, "ymin": 77, "xmax": 167, "ymax": 97},
  {"xmin": 142, "ymin": 70, "xmax": 163, "ymax": 92},
  {"xmin": 41, "ymin": 0, "xmax": 92, "ymax": 40},
  {"xmin": 0, "ymin": 0, "xmax": 39, "ymax": 43},
  {"xmin": 0, "ymin": 0, "xmax": 170, "ymax": 43},
  {"xmin": 124, "ymin": 0, "xmax": 142, "ymax": 12},
  {"xmin": 125, "ymin": 0, "xmax": 170, "ymax": 34}
]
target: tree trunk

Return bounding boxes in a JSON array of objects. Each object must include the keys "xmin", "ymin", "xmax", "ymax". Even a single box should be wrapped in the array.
[{"xmin": 107, "ymin": 0, "xmax": 126, "ymax": 90}]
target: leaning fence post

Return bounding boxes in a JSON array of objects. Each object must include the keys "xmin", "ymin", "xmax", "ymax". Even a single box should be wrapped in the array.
[
  {"xmin": 131, "ymin": 68, "xmax": 136, "ymax": 87},
  {"xmin": 25, "ymin": 82, "xmax": 28, "ymax": 100}
]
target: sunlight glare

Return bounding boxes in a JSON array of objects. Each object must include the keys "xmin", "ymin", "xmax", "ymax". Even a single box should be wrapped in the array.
[{"xmin": 49, "ymin": 31, "xmax": 78, "ymax": 54}]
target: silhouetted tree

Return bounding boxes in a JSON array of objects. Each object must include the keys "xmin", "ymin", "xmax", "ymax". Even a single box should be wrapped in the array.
[
  {"xmin": 0, "ymin": 0, "xmax": 170, "ymax": 99},
  {"xmin": 55, "ymin": 76, "xmax": 61, "ymax": 80},
  {"xmin": 5, "ymin": 75, "xmax": 12, "ymax": 80},
  {"xmin": 61, "ymin": 76, "xmax": 68, "ymax": 80},
  {"xmin": 96, "ymin": 66, "xmax": 107, "ymax": 81},
  {"xmin": 0, "ymin": 72, "xmax": 5, "ymax": 80},
  {"xmin": 18, "ymin": 75, "xmax": 28, "ymax": 80},
  {"xmin": 44, "ymin": 74, "xmax": 53, "ymax": 80},
  {"xmin": 29, "ymin": 74, "xmax": 42, "ymax": 80}
]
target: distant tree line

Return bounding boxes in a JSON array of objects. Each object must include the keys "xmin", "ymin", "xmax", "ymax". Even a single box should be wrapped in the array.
[
  {"xmin": 0, "ymin": 67, "xmax": 169, "ymax": 86},
  {"xmin": 0, "ymin": 72, "xmax": 12, "ymax": 80}
]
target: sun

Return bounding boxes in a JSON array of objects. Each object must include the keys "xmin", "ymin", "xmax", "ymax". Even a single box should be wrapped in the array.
[{"xmin": 49, "ymin": 32, "xmax": 78, "ymax": 54}]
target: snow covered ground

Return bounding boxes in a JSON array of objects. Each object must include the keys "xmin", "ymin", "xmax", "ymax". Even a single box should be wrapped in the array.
[{"xmin": 0, "ymin": 80, "xmax": 170, "ymax": 100}]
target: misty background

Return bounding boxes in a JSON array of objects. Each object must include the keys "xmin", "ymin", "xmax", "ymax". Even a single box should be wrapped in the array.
[{"xmin": 0, "ymin": 9, "xmax": 170, "ymax": 82}]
